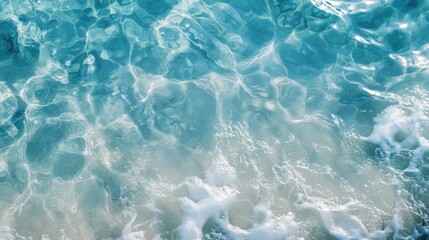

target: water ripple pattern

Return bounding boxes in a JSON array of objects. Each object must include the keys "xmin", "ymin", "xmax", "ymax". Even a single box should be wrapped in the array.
[{"xmin": 0, "ymin": 0, "xmax": 429, "ymax": 239}]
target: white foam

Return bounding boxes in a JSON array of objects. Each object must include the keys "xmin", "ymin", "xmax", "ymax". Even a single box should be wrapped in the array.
[
  {"xmin": 364, "ymin": 89, "xmax": 429, "ymax": 171},
  {"xmin": 223, "ymin": 208, "xmax": 299, "ymax": 240},
  {"xmin": 173, "ymin": 177, "xmax": 236, "ymax": 239},
  {"xmin": 119, "ymin": 213, "xmax": 147, "ymax": 240},
  {"xmin": 0, "ymin": 225, "xmax": 14, "ymax": 240},
  {"xmin": 172, "ymin": 158, "xmax": 300, "ymax": 240},
  {"xmin": 299, "ymin": 201, "xmax": 391, "ymax": 240},
  {"xmin": 365, "ymin": 107, "xmax": 414, "ymax": 154},
  {"xmin": 119, "ymin": 231, "xmax": 147, "ymax": 240},
  {"xmin": 204, "ymin": 153, "xmax": 236, "ymax": 186},
  {"xmin": 320, "ymin": 209, "xmax": 388, "ymax": 240}
]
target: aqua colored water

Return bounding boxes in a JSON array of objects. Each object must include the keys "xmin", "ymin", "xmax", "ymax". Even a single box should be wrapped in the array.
[{"xmin": 0, "ymin": 0, "xmax": 429, "ymax": 239}]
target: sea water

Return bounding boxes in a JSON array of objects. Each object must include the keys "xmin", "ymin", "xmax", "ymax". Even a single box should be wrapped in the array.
[{"xmin": 0, "ymin": 0, "xmax": 429, "ymax": 239}]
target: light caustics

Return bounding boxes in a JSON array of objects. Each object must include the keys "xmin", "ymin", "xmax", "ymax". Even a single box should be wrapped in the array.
[{"xmin": 0, "ymin": 0, "xmax": 429, "ymax": 239}]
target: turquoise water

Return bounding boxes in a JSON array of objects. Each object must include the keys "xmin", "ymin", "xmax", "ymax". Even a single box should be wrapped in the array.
[{"xmin": 1, "ymin": 0, "xmax": 429, "ymax": 239}]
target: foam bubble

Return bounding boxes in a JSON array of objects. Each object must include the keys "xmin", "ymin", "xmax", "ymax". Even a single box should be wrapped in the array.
[
  {"xmin": 364, "ymin": 88, "xmax": 429, "ymax": 171},
  {"xmin": 173, "ymin": 176, "xmax": 300, "ymax": 240},
  {"xmin": 320, "ymin": 208, "xmax": 388, "ymax": 239}
]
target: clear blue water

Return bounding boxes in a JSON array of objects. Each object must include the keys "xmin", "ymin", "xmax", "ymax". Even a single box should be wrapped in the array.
[{"xmin": 0, "ymin": 0, "xmax": 429, "ymax": 239}]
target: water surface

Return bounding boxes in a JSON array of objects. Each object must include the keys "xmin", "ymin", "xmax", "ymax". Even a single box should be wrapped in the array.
[{"xmin": 0, "ymin": 0, "xmax": 429, "ymax": 239}]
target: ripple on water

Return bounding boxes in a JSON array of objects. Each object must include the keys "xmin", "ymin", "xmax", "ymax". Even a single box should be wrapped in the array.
[
  {"xmin": 243, "ymin": 73, "xmax": 275, "ymax": 99},
  {"xmin": 0, "ymin": 20, "xmax": 19, "ymax": 62},
  {"xmin": 131, "ymin": 44, "xmax": 168, "ymax": 75},
  {"xmin": 276, "ymin": 78, "xmax": 307, "ymax": 120},
  {"xmin": 279, "ymin": 34, "xmax": 337, "ymax": 78},
  {"xmin": 0, "ymin": 84, "xmax": 26, "ymax": 149},
  {"xmin": 0, "ymin": 19, "xmax": 39, "ymax": 81},
  {"xmin": 22, "ymin": 76, "xmax": 61, "ymax": 106},
  {"xmin": 351, "ymin": 6, "xmax": 395, "ymax": 30},
  {"xmin": 383, "ymin": 29, "xmax": 411, "ymax": 53},
  {"xmin": 352, "ymin": 43, "xmax": 387, "ymax": 65},
  {"xmin": 13, "ymin": 198, "xmax": 53, "ymax": 238},
  {"xmin": 52, "ymin": 152, "xmax": 86, "ymax": 180},
  {"xmin": 150, "ymin": 83, "xmax": 217, "ymax": 149},
  {"xmin": 0, "ymin": 0, "xmax": 428, "ymax": 238},
  {"xmin": 138, "ymin": 0, "xmax": 177, "ymax": 16},
  {"xmin": 25, "ymin": 122, "xmax": 69, "ymax": 164},
  {"xmin": 167, "ymin": 51, "xmax": 211, "ymax": 80}
]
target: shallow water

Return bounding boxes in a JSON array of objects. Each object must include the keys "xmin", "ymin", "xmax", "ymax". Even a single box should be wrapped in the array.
[{"xmin": 0, "ymin": 0, "xmax": 429, "ymax": 239}]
